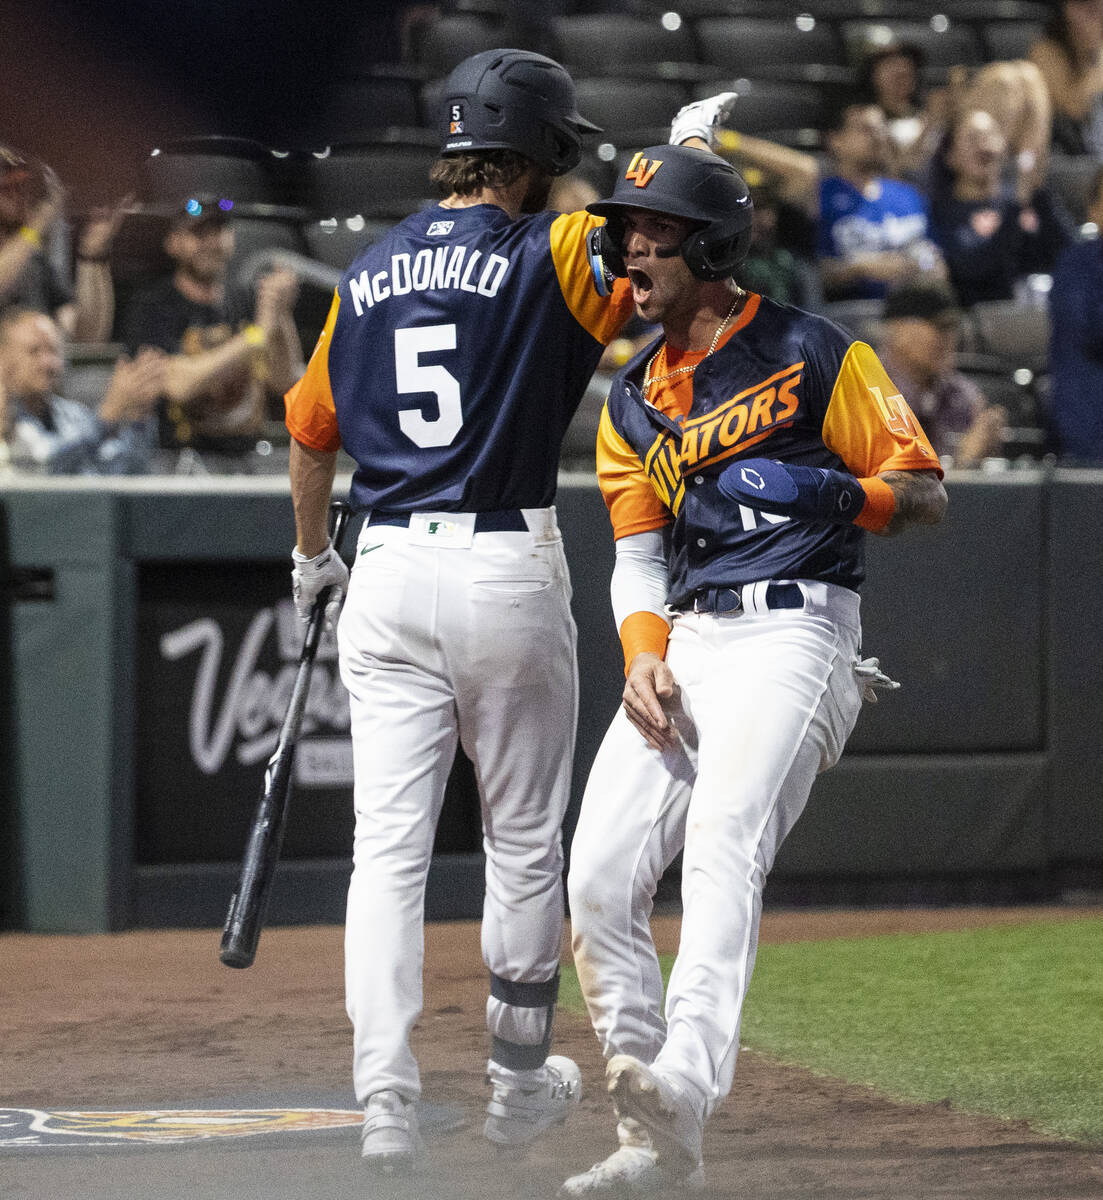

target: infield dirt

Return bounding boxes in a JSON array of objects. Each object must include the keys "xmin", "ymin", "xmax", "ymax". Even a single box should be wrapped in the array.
[{"xmin": 2, "ymin": 908, "xmax": 1102, "ymax": 1199}]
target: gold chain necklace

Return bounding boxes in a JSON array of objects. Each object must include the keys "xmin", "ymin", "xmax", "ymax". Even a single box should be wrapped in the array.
[{"xmin": 643, "ymin": 292, "xmax": 743, "ymax": 396}]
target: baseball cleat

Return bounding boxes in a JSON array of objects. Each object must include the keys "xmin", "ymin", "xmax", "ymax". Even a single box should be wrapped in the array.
[
  {"xmin": 606, "ymin": 1055, "xmax": 702, "ymax": 1175},
  {"xmin": 558, "ymin": 1142, "xmax": 705, "ymax": 1195},
  {"xmin": 360, "ymin": 1089, "xmax": 426, "ymax": 1174},
  {"xmin": 484, "ymin": 1054, "xmax": 582, "ymax": 1146}
]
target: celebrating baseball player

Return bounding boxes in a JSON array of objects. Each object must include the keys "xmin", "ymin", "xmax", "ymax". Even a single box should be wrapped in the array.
[
  {"xmin": 559, "ymin": 121, "xmax": 948, "ymax": 1193},
  {"xmin": 282, "ymin": 50, "xmax": 727, "ymax": 1177}
]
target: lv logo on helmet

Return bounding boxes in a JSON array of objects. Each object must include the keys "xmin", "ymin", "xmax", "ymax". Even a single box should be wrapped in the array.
[{"xmin": 624, "ymin": 152, "xmax": 663, "ymax": 188}]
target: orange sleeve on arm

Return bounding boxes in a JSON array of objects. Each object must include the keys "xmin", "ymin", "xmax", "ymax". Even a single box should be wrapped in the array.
[
  {"xmin": 619, "ymin": 611, "xmax": 671, "ymax": 675},
  {"xmin": 596, "ymin": 404, "xmax": 672, "ymax": 539},
  {"xmin": 822, "ymin": 342, "xmax": 942, "ymax": 478},
  {"xmin": 284, "ymin": 290, "xmax": 342, "ymax": 452},
  {"xmin": 550, "ymin": 211, "xmax": 636, "ymax": 344}
]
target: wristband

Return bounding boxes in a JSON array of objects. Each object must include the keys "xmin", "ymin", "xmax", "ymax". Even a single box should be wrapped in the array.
[
  {"xmin": 717, "ymin": 129, "xmax": 742, "ymax": 154},
  {"xmin": 292, "ymin": 538, "xmax": 333, "ymax": 565},
  {"xmin": 242, "ymin": 323, "xmax": 266, "ymax": 348},
  {"xmin": 619, "ymin": 610, "xmax": 670, "ymax": 676},
  {"xmin": 854, "ymin": 476, "xmax": 896, "ymax": 532},
  {"xmin": 17, "ymin": 225, "xmax": 42, "ymax": 249}
]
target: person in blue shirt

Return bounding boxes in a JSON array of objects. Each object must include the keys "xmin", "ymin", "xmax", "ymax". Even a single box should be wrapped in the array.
[
  {"xmin": 1048, "ymin": 163, "xmax": 1103, "ymax": 463},
  {"xmin": 817, "ymin": 102, "xmax": 947, "ymax": 301},
  {"xmin": 709, "ymin": 103, "xmax": 945, "ymax": 302}
]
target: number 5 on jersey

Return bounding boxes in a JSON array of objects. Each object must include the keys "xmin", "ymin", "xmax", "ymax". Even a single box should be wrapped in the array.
[{"xmin": 395, "ymin": 324, "xmax": 462, "ymax": 448}]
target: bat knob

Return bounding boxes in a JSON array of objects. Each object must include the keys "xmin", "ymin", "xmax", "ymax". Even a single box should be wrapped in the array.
[
  {"xmin": 219, "ymin": 944, "xmax": 256, "ymax": 969},
  {"xmin": 219, "ymin": 893, "xmax": 257, "ymax": 969}
]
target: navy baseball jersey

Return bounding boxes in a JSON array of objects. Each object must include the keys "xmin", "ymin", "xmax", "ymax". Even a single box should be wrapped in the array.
[
  {"xmin": 286, "ymin": 203, "xmax": 633, "ymax": 511},
  {"xmin": 597, "ymin": 293, "xmax": 940, "ymax": 602}
]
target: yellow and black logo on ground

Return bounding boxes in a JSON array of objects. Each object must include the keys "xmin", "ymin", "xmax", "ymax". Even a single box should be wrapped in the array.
[{"xmin": 0, "ymin": 1108, "xmax": 362, "ymax": 1149}]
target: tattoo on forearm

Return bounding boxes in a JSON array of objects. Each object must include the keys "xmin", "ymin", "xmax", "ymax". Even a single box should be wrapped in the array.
[{"xmin": 878, "ymin": 470, "xmax": 947, "ymax": 535}]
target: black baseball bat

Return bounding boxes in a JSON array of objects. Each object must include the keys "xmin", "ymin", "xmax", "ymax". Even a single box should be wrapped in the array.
[{"xmin": 219, "ymin": 499, "xmax": 351, "ymax": 968}]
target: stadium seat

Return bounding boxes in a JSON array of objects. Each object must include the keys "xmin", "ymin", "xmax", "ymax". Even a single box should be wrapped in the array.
[
  {"xmin": 956, "ymin": 353, "xmax": 1046, "ymax": 428},
  {"xmin": 980, "ymin": 19, "xmax": 1045, "ymax": 62},
  {"xmin": 62, "ymin": 343, "xmax": 123, "ymax": 411},
  {"xmin": 695, "ymin": 16, "xmax": 848, "ymax": 76},
  {"xmin": 954, "ymin": 352, "xmax": 1050, "ymax": 460},
  {"xmin": 821, "ymin": 297, "xmax": 885, "ymax": 343},
  {"xmin": 568, "ymin": 150, "xmax": 618, "ymax": 199},
  {"xmin": 553, "ymin": 13, "xmax": 700, "ymax": 76},
  {"xmin": 572, "ymin": 77, "xmax": 690, "ymax": 148},
  {"xmin": 446, "ymin": 0, "xmax": 510, "ymax": 17},
  {"xmin": 141, "ymin": 137, "xmax": 294, "ymax": 208},
  {"xmin": 303, "ymin": 218, "xmax": 394, "ymax": 270},
  {"xmin": 411, "ymin": 13, "xmax": 508, "ymax": 78},
  {"xmin": 649, "ymin": 0, "xmax": 795, "ymax": 16},
  {"xmin": 808, "ymin": 0, "xmax": 1040, "ymax": 17},
  {"xmin": 302, "ymin": 144, "xmax": 438, "ymax": 220},
  {"xmin": 967, "ymin": 300, "xmax": 1051, "ymax": 371},
  {"xmin": 923, "ymin": 0, "xmax": 1049, "ymax": 21},
  {"xmin": 691, "ymin": 78, "xmax": 833, "ymax": 146},
  {"xmin": 1045, "ymin": 154, "xmax": 1101, "ymax": 226},
  {"xmin": 840, "ymin": 19, "xmax": 985, "ymax": 72},
  {"xmin": 227, "ymin": 215, "xmax": 310, "ymax": 278},
  {"xmin": 302, "ymin": 74, "xmax": 424, "ymax": 148}
]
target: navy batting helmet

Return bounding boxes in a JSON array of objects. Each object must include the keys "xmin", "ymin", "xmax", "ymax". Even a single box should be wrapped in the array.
[
  {"xmin": 440, "ymin": 48, "xmax": 600, "ymax": 177},
  {"xmin": 587, "ymin": 144, "xmax": 754, "ymax": 282}
]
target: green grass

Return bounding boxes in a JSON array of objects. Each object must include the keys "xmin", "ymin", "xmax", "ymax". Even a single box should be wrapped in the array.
[{"xmin": 561, "ymin": 917, "xmax": 1103, "ymax": 1143}]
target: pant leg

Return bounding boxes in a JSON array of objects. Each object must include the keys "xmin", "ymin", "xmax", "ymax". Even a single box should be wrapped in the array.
[
  {"xmin": 338, "ymin": 532, "xmax": 457, "ymax": 1106},
  {"xmin": 656, "ymin": 601, "xmax": 863, "ymax": 1117},
  {"xmin": 568, "ymin": 706, "xmax": 697, "ymax": 1065},
  {"xmin": 448, "ymin": 524, "xmax": 579, "ymax": 1064}
]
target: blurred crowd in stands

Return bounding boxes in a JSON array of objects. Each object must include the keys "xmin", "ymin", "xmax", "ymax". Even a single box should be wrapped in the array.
[{"xmin": 3, "ymin": 0, "xmax": 1103, "ymax": 476}]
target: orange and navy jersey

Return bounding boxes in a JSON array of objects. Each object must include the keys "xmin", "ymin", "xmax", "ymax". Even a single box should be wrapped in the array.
[
  {"xmin": 285, "ymin": 204, "xmax": 633, "ymax": 512},
  {"xmin": 597, "ymin": 293, "xmax": 941, "ymax": 599}
]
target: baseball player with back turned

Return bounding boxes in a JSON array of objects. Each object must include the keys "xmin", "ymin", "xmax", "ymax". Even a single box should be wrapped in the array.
[
  {"xmin": 284, "ymin": 50, "xmax": 724, "ymax": 1178},
  {"xmin": 560, "ymin": 114, "xmax": 948, "ymax": 1194}
]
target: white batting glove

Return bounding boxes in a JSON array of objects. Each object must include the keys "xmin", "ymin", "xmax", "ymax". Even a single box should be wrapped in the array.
[
  {"xmin": 669, "ymin": 92, "xmax": 738, "ymax": 147},
  {"xmin": 853, "ymin": 657, "xmax": 901, "ymax": 704},
  {"xmin": 291, "ymin": 540, "xmax": 349, "ymax": 635}
]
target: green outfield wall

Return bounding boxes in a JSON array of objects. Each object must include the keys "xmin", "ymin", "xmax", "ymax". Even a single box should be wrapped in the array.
[{"xmin": 1, "ymin": 470, "xmax": 1099, "ymax": 932}]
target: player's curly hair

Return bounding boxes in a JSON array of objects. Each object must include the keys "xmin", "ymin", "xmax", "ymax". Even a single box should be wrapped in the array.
[{"xmin": 430, "ymin": 149, "xmax": 533, "ymax": 197}]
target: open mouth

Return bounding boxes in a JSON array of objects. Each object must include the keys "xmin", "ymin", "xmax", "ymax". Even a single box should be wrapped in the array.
[{"xmin": 627, "ymin": 266, "xmax": 653, "ymax": 304}]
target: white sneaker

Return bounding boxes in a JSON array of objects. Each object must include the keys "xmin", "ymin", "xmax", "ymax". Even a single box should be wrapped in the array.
[
  {"xmin": 559, "ymin": 1146, "xmax": 706, "ymax": 1194},
  {"xmin": 559, "ymin": 1119, "xmax": 704, "ymax": 1196},
  {"xmin": 360, "ymin": 1090, "xmax": 425, "ymax": 1174},
  {"xmin": 606, "ymin": 1056, "xmax": 703, "ymax": 1176},
  {"xmin": 484, "ymin": 1055, "xmax": 582, "ymax": 1146}
]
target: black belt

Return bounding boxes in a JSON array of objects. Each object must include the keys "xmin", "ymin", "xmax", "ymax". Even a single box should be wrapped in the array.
[
  {"xmin": 365, "ymin": 508, "xmax": 528, "ymax": 533},
  {"xmin": 674, "ymin": 582, "xmax": 805, "ymax": 614}
]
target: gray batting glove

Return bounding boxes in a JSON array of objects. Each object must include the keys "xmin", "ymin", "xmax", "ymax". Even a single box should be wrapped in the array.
[
  {"xmin": 853, "ymin": 656, "xmax": 901, "ymax": 704},
  {"xmin": 291, "ymin": 540, "xmax": 349, "ymax": 635},
  {"xmin": 669, "ymin": 92, "xmax": 738, "ymax": 147}
]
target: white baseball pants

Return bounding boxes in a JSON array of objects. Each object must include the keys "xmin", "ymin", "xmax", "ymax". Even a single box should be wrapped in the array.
[
  {"xmin": 337, "ymin": 508, "xmax": 577, "ymax": 1106},
  {"xmin": 568, "ymin": 581, "xmax": 864, "ymax": 1119}
]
